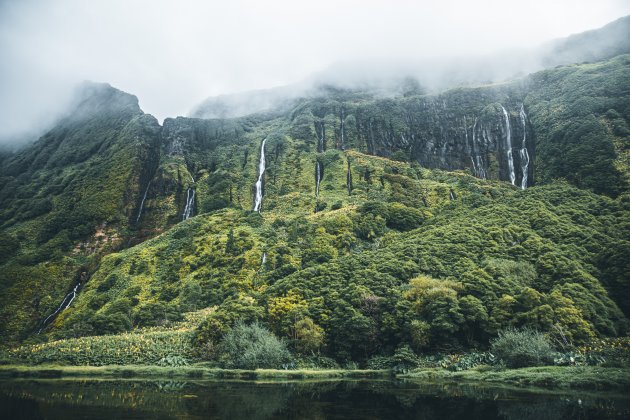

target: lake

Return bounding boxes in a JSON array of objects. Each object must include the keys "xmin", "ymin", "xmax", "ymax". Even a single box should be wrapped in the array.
[{"xmin": 1, "ymin": 378, "xmax": 628, "ymax": 419}]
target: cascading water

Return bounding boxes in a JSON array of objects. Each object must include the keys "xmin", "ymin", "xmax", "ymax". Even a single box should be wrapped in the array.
[
  {"xmin": 182, "ymin": 188, "xmax": 195, "ymax": 220},
  {"xmin": 315, "ymin": 160, "xmax": 322, "ymax": 197},
  {"xmin": 182, "ymin": 173, "xmax": 196, "ymax": 221},
  {"xmin": 519, "ymin": 104, "xmax": 530, "ymax": 190},
  {"xmin": 136, "ymin": 182, "xmax": 150, "ymax": 224},
  {"xmin": 253, "ymin": 138, "xmax": 267, "ymax": 212},
  {"xmin": 261, "ymin": 252, "xmax": 267, "ymax": 267},
  {"xmin": 470, "ymin": 156, "xmax": 487, "ymax": 180},
  {"xmin": 469, "ymin": 118, "xmax": 487, "ymax": 180},
  {"xmin": 501, "ymin": 105, "xmax": 516, "ymax": 186},
  {"xmin": 39, "ymin": 283, "xmax": 81, "ymax": 333}
]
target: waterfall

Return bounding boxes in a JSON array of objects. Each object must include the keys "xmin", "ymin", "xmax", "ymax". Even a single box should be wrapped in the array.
[
  {"xmin": 501, "ymin": 105, "xmax": 516, "ymax": 186},
  {"xmin": 253, "ymin": 138, "xmax": 267, "ymax": 212},
  {"xmin": 135, "ymin": 182, "xmax": 150, "ymax": 224},
  {"xmin": 470, "ymin": 156, "xmax": 479, "ymax": 176},
  {"xmin": 340, "ymin": 107, "xmax": 345, "ymax": 149},
  {"xmin": 469, "ymin": 118, "xmax": 487, "ymax": 180},
  {"xmin": 261, "ymin": 252, "xmax": 267, "ymax": 267},
  {"xmin": 181, "ymin": 171, "xmax": 196, "ymax": 221},
  {"xmin": 449, "ymin": 189, "xmax": 456, "ymax": 201},
  {"xmin": 470, "ymin": 154, "xmax": 487, "ymax": 180},
  {"xmin": 519, "ymin": 104, "xmax": 530, "ymax": 190},
  {"xmin": 476, "ymin": 156, "xmax": 487, "ymax": 179},
  {"xmin": 315, "ymin": 161, "xmax": 322, "ymax": 197},
  {"xmin": 182, "ymin": 188, "xmax": 195, "ymax": 220},
  {"xmin": 39, "ymin": 283, "xmax": 81, "ymax": 333}
]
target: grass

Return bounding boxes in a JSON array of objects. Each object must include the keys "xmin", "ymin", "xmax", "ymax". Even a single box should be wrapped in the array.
[
  {"xmin": 1, "ymin": 363, "xmax": 628, "ymax": 390},
  {"xmin": 0, "ymin": 364, "xmax": 390, "ymax": 381},
  {"xmin": 401, "ymin": 365, "xmax": 630, "ymax": 390}
]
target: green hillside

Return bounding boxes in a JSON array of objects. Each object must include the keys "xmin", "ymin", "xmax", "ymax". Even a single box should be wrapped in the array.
[{"xmin": 0, "ymin": 55, "xmax": 628, "ymax": 368}]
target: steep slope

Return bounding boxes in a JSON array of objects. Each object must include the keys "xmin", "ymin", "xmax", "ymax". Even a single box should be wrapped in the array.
[
  {"xmin": 0, "ymin": 54, "xmax": 628, "ymax": 355},
  {"xmin": 0, "ymin": 83, "xmax": 163, "ymax": 341}
]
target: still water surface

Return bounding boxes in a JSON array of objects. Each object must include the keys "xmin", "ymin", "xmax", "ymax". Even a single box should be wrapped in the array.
[{"xmin": 1, "ymin": 378, "xmax": 628, "ymax": 419}]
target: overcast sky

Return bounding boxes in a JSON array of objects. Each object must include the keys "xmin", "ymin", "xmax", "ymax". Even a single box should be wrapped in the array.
[{"xmin": 1, "ymin": 0, "xmax": 629, "ymax": 144}]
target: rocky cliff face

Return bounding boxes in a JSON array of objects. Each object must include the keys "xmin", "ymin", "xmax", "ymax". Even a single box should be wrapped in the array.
[{"xmin": 292, "ymin": 88, "xmax": 535, "ymax": 188}]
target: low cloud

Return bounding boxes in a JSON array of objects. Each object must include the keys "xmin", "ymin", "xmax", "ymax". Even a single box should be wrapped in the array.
[{"xmin": 1, "ymin": 0, "xmax": 629, "ymax": 146}]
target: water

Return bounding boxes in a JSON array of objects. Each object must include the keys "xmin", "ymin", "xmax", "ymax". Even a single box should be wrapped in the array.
[
  {"xmin": 500, "ymin": 105, "xmax": 516, "ymax": 186},
  {"xmin": 253, "ymin": 138, "xmax": 267, "ymax": 212},
  {"xmin": 182, "ymin": 187, "xmax": 195, "ymax": 220},
  {"xmin": 182, "ymin": 173, "xmax": 195, "ymax": 221},
  {"xmin": 38, "ymin": 283, "xmax": 81, "ymax": 333},
  {"xmin": 135, "ymin": 183, "xmax": 150, "ymax": 224},
  {"xmin": 519, "ymin": 104, "xmax": 530, "ymax": 190},
  {"xmin": 0, "ymin": 378, "xmax": 627, "ymax": 420}
]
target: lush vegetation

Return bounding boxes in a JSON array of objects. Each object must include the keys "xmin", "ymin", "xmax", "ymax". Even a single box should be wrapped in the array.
[
  {"xmin": 0, "ymin": 54, "xmax": 628, "ymax": 376},
  {"xmin": 490, "ymin": 328, "xmax": 555, "ymax": 368}
]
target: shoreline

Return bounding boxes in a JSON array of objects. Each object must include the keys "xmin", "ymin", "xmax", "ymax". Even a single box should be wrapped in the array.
[{"xmin": 1, "ymin": 364, "xmax": 628, "ymax": 390}]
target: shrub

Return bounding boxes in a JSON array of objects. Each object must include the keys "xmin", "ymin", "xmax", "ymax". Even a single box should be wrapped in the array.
[
  {"xmin": 392, "ymin": 345, "xmax": 419, "ymax": 372},
  {"xmin": 218, "ymin": 322, "xmax": 293, "ymax": 369},
  {"xmin": 491, "ymin": 327, "xmax": 556, "ymax": 368},
  {"xmin": 443, "ymin": 352, "xmax": 496, "ymax": 371},
  {"xmin": 9, "ymin": 329, "xmax": 194, "ymax": 366},
  {"xmin": 366, "ymin": 355, "xmax": 395, "ymax": 370}
]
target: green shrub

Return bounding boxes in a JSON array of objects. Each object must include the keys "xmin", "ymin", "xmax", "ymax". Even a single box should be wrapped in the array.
[
  {"xmin": 491, "ymin": 328, "xmax": 556, "ymax": 368},
  {"xmin": 443, "ymin": 352, "xmax": 496, "ymax": 371},
  {"xmin": 366, "ymin": 355, "xmax": 395, "ymax": 370},
  {"xmin": 218, "ymin": 322, "xmax": 293, "ymax": 369},
  {"xmin": 392, "ymin": 345, "xmax": 419, "ymax": 372},
  {"xmin": 9, "ymin": 329, "xmax": 194, "ymax": 366}
]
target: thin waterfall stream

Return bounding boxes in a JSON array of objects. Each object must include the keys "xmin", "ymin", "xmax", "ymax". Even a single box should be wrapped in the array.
[
  {"xmin": 501, "ymin": 105, "xmax": 516, "ymax": 186},
  {"xmin": 253, "ymin": 138, "xmax": 267, "ymax": 212}
]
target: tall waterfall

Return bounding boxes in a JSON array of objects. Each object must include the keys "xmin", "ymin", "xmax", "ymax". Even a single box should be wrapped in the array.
[
  {"xmin": 470, "ymin": 155, "xmax": 487, "ymax": 180},
  {"xmin": 519, "ymin": 104, "xmax": 530, "ymax": 190},
  {"xmin": 253, "ymin": 138, "xmax": 267, "ymax": 212},
  {"xmin": 135, "ymin": 182, "xmax": 150, "ymax": 223},
  {"xmin": 182, "ymin": 173, "xmax": 195, "ymax": 221},
  {"xmin": 39, "ymin": 283, "xmax": 81, "ymax": 333},
  {"xmin": 182, "ymin": 188, "xmax": 195, "ymax": 220},
  {"xmin": 469, "ymin": 118, "xmax": 487, "ymax": 180},
  {"xmin": 501, "ymin": 105, "xmax": 516, "ymax": 186},
  {"xmin": 315, "ymin": 160, "xmax": 322, "ymax": 197}
]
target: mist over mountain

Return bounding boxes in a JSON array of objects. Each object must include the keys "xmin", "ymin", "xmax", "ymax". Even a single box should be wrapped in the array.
[
  {"xmin": 191, "ymin": 16, "xmax": 630, "ymax": 120},
  {"xmin": 2, "ymin": 0, "xmax": 629, "ymax": 147}
]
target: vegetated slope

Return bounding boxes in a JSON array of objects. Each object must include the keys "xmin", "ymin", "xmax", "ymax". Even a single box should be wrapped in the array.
[
  {"xmin": 50, "ymin": 174, "xmax": 629, "ymax": 362},
  {"xmin": 0, "ymin": 83, "xmax": 162, "ymax": 341},
  {"xmin": 0, "ymin": 55, "xmax": 628, "ymax": 354}
]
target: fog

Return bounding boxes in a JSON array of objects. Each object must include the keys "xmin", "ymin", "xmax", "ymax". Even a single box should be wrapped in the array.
[{"xmin": 1, "ymin": 0, "xmax": 629, "ymax": 146}]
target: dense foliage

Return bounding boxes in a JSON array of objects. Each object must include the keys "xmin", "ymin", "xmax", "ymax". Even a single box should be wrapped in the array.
[
  {"xmin": 490, "ymin": 328, "xmax": 555, "ymax": 368},
  {"xmin": 0, "ymin": 54, "xmax": 628, "ymax": 370}
]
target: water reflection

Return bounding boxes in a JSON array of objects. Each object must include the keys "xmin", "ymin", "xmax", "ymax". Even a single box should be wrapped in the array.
[{"xmin": 0, "ymin": 378, "xmax": 628, "ymax": 419}]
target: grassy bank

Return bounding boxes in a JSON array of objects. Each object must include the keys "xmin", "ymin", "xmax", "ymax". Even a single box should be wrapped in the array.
[
  {"xmin": 401, "ymin": 366, "xmax": 630, "ymax": 390},
  {"xmin": 1, "ymin": 364, "xmax": 628, "ymax": 390},
  {"xmin": 0, "ymin": 364, "xmax": 390, "ymax": 381}
]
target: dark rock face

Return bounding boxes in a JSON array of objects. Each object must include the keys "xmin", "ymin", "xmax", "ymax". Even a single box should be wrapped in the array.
[{"xmin": 293, "ymin": 86, "xmax": 536, "ymax": 188}]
